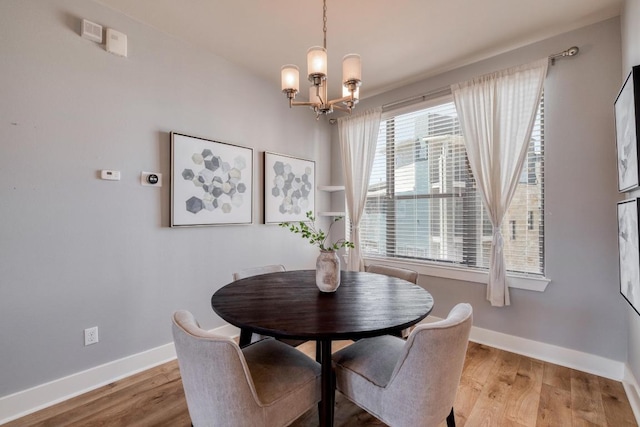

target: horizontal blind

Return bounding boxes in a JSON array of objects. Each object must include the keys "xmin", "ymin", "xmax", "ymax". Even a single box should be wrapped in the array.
[{"xmin": 360, "ymin": 95, "xmax": 544, "ymax": 276}]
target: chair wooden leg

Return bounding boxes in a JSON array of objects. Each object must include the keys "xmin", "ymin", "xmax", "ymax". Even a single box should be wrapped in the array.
[
  {"xmin": 446, "ymin": 407, "xmax": 455, "ymax": 427},
  {"xmin": 315, "ymin": 341, "xmax": 321, "ymax": 363}
]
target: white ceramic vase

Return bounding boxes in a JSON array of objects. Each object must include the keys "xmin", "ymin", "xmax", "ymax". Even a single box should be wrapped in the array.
[{"xmin": 316, "ymin": 250, "xmax": 341, "ymax": 292}]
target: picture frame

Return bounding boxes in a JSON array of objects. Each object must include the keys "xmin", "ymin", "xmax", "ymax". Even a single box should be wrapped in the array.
[
  {"xmin": 264, "ymin": 152, "xmax": 315, "ymax": 224},
  {"xmin": 171, "ymin": 132, "xmax": 253, "ymax": 226},
  {"xmin": 618, "ymin": 198, "xmax": 640, "ymax": 316},
  {"xmin": 615, "ymin": 65, "xmax": 640, "ymax": 192}
]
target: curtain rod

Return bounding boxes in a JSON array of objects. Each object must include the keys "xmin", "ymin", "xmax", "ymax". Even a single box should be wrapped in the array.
[
  {"xmin": 381, "ymin": 46, "xmax": 580, "ymax": 112},
  {"xmin": 382, "ymin": 86, "xmax": 452, "ymax": 112}
]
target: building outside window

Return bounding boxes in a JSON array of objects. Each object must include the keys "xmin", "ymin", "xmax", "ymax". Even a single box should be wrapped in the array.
[{"xmin": 359, "ymin": 95, "xmax": 544, "ymax": 276}]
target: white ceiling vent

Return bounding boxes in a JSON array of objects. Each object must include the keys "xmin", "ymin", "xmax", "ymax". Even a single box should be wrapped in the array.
[{"xmin": 81, "ymin": 19, "xmax": 103, "ymax": 44}]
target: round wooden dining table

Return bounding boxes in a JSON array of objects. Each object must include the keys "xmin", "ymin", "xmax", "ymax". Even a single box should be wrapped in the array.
[{"xmin": 211, "ymin": 269, "xmax": 434, "ymax": 427}]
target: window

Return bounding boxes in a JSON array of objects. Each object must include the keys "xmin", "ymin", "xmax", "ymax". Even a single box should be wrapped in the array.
[{"xmin": 360, "ymin": 95, "xmax": 544, "ymax": 276}]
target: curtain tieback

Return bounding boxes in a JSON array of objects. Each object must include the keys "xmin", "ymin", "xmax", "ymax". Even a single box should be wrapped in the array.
[{"xmin": 492, "ymin": 229, "xmax": 504, "ymax": 254}]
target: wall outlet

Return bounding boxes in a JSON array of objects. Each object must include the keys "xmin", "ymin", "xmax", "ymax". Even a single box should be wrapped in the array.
[{"xmin": 84, "ymin": 326, "xmax": 99, "ymax": 346}]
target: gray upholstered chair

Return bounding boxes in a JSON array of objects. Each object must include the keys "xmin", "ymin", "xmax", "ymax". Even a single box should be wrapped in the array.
[
  {"xmin": 172, "ymin": 310, "xmax": 321, "ymax": 427},
  {"xmin": 365, "ymin": 264, "xmax": 419, "ymax": 337},
  {"xmin": 365, "ymin": 263, "xmax": 418, "ymax": 284},
  {"xmin": 232, "ymin": 264, "xmax": 286, "ymax": 281},
  {"xmin": 332, "ymin": 303, "xmax": 473, "ymax": 427}
]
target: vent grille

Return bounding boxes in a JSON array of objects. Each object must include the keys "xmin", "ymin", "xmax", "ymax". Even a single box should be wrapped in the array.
[{"xmin": 81, "ymin": 19, "xmax": 102, "ymax": 43}]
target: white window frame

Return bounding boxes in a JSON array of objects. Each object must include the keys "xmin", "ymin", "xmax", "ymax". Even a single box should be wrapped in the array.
[{"xmin": 359, "ymin": 95, "xmax": 551, "ymax": 292}]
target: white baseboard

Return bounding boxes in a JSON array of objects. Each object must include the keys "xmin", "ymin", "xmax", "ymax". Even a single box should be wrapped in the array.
[
  {"xmin": 0, "ymin": 324, "xmax": 240, "ymax": 425},
  {"xmin": 0, "ymin": 320, "xmax": 634, "ymax": 424}
]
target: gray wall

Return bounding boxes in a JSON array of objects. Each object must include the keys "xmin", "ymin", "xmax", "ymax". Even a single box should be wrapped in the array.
[
  {"xmin": 622, "ymin": 0, "xmax": 640, "ymax": 381},
  {"xmin": 0, "ymin": 0, "xmax": 332, "ymax": 396},
  {"xmin": 334, "ymin": 17, "xmax": 626, "ymax": 360}
]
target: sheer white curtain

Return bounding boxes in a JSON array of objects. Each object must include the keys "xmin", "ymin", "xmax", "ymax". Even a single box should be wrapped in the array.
[
  {"xmin": 338, "ymin": 107, "xmax": 382, "ymax": 271},
  {"xmin": 452, "ymin": 59, "xmax": 547, "ymax": 306}
]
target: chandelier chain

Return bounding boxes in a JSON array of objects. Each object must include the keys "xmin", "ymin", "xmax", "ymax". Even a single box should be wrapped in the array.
[{"xmin": 322, "ymin": 0, "xmax": 327, "ymax": 49}]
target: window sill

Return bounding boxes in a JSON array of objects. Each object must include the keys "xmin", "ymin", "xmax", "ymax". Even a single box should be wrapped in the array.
[{"xmin": 362, "ymin": 256, "xmax": 550, "ymax": 292}]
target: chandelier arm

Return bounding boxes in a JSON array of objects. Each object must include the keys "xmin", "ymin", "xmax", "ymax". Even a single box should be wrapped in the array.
[
  {"xmin": 315, "ymin": 85, "xmax": 326, "ymax": 105},
  {"xmin": 332, "ymin": 104, "xmax": 351, "ymax": 112},
  {"xmin": 327, "ymin": 95, "xmax": 354, "ymax": 106},
  {"xmin": 290, "ymin": 101, "xmax": 318, "ymax": 107}
]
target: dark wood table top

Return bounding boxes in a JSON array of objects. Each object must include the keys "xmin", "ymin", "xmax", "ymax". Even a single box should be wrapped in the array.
[{"xmin": 210, "ymin": 269, "xmax": 434, "ymax": 341}]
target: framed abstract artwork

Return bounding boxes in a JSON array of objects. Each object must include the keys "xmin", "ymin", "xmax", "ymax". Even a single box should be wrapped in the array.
[
  {"xmin": 618, "ymin": 198, "xmax": 640, "ymax": 316},
  {"xmin": 171, "ymin": 132, "xmax": 253, "ymax": 226},
  {"xmin": 615, "ymin": 65, "xmax": 640, "ymax": 192},
  {"xmin": 264, "ymin": 152, "xmax": 315, "ymax": 224}
]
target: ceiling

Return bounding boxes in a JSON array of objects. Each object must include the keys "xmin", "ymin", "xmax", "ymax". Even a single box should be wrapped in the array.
[{"xmin": 96, "ymin": 0, "xmax": 623, "ymax": 101}]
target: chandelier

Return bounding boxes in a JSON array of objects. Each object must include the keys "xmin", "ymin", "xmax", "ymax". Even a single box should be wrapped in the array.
[{"xmin": 280, "ymin": 0, "xmax": 361, "ymax": 118}]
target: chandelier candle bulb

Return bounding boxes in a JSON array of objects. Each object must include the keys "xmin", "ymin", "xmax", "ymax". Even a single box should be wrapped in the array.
[
  {"xmin": 342, "ymin": 54, "xmax": 362, "ymax": 83},
  {"xmin": 307, "ymin": 46, "xmax": 327, "ymax": 81},
  {"xmin": 281, "ymin": 65, "xmax": 300, "ymax": 92}
]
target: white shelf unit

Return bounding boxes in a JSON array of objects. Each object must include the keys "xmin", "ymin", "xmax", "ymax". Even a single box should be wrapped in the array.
[
  {"xmin": 317, "ymin": 185, "xmax": 345, "ymax": 192},
  {"xmin": 317, "ymin": 211, "xmax": 346, "ymax": 217},
  {"xmin": 317, "ymin": 185, "xmax": 345, "ymax": 216}
]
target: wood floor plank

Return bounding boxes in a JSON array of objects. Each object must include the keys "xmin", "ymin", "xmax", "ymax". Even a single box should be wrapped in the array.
[
  {"xmin": 2, "ymin": 363, "xmax": 179, "ymax": 427},
  {"xmin": 542, "ymin": 361, "xmax": 572, "ymax": 392},
  {"xmin": 463, "ymin": 349, "xmax": 521, "ymax": 426},
  {"xmin": 463, "ymin": 342, "xmax": 501, "ymax": 385},
  {"xmin": 70, "ymin": 377, "xmax": 188, "ymax": 427},
  {"xmin": 536, "ymin": 383, "xmax": 572, "ymax": 427},
  {"xmin": 451, "ymin": 375, "xmax": 484, "ymax": 426},
  {"xmin": 599, "ymin": 376, "xmax": 637, "ymax": 426},
  {"xmin": 571, "ymin": 369, "xmax": 607, "ymax": 426},
  {"xmin": 6, "ymin": 342, "xmax": 637, "ymax": 427},
  {"xmin": 502, "ymin": 356, "xmax": 544, "ymax": 426}
]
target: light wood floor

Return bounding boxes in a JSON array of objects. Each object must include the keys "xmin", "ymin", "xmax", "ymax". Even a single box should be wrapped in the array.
[{"xmin": 5, "ymin": 341, "xmax": 637, "ymax": 427}]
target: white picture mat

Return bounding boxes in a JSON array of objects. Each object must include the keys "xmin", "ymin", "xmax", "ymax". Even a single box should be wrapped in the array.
[
  {"xmin": 264, "ymin": 152, "xmax": 315, "ymax": 224},
  {"xmin": 618, "ymin": 198, "xmax": 640, "ymax": 315},
  {"xmin": 171, "ymin": 133, "xmax": 253, "ymax": 226}
]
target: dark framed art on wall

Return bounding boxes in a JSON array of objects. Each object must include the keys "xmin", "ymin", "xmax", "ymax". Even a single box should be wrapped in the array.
[
  {"xmin": 170, "ymin": 132, "xmax": 253, "ymax": 226},
  {"xmin": 618, "ymin": 198, "xmax": 640, "ymax": 316},
  {"xmin": 615, "ymin": 65, "xmax": 640, "ymax": 192}
]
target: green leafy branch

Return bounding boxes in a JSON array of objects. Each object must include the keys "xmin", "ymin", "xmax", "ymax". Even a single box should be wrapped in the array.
[{"xmin": 280, "ymin": 211, "xmax": 355, "ymax": 252}]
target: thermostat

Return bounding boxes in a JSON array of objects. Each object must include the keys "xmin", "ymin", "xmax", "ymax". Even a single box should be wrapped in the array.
[
  {"xmin": 101, "ymin": 170, "xmax": 121, "ymax": 181},
  {"xmin": 141, "ymin": 171, "xmax": 162, "ymax": 187}
]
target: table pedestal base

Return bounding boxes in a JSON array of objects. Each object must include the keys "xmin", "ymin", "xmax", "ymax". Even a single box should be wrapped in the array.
[{"xmin": 319, "ymin": 339, "xmax": 335, "ymax": 427}]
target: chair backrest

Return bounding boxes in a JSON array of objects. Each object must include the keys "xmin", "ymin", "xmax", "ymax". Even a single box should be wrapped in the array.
[
  {"xmin": 171, "ymin": 310, "xmax": 263, "ymax": 426},
  {"xmin": 385, "ymin": 303, "xmax": 472, "ymax": 426},
  {"xmin": 366, "ymin": 264, "xmax": 418, "ymax": 284},
  {"xmin": 232, "ymin": 264, "xmax": 286, "ymax": 281}
]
